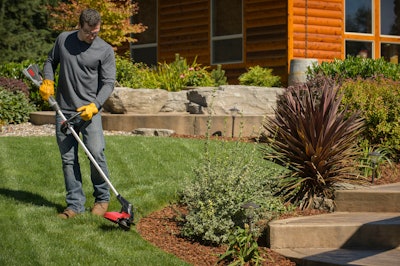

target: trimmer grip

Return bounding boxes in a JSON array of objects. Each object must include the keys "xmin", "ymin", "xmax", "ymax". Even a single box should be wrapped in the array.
[{"xmin": 48, "ymin": 96, "xmax": 61, "ymax": 112}]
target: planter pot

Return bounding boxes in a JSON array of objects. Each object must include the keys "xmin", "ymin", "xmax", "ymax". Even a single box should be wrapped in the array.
[{"xmin": 288, "ymin": 58, "xmax": 318, "ymax": 86}]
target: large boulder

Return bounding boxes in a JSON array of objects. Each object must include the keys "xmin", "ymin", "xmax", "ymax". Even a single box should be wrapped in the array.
[
  {"xmin": 186, "ymin": 85, "xmax": 283, "ymax": 115},
  {"xmin": 104, "ymin": 87, "xmax": 169, "ymax": 114},
  {"xmin": 160, "ymin": 91, "xmax": 189, "ymax": 112}
]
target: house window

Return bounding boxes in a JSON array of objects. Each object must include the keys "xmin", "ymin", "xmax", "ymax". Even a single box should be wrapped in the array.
[
  {"xmin": 381, "ymin": 43, "xmax": 400, "ymax": 63},
  {"xmin": 345, "ymin": 40, "xmax": 372, "ymax": 58},
  {"xmin": 381, "ymin": 0, "xmax": 400, "ymax": 36},
  {"xmin": 131, "ymin": 0, "xmax": 157, "ymax": 66},
  {"xmin": 344, "ymin": 0, "xmax": 400, "ymax": 62},
  {"xmin": 211, "ymin": 0, "xmax": 243, "ymax": 64},
  {"xmin": 345, "ymin": 0, "xmax": 372, "ymax": 34}
]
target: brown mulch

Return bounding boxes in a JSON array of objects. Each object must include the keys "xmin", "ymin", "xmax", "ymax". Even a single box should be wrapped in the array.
[{"xmin": 137, "ymin": 163, "xmax": 400, "ymax": 266}]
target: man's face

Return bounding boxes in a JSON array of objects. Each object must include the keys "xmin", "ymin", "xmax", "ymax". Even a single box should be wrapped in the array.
[{"xmin": 79, "ymin": 22, "xmax": 101, "ymax": 44}]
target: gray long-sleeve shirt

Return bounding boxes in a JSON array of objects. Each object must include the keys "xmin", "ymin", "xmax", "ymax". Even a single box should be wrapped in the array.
[{"xmin": 43, "ymin": 30, "xmax": 116, "ymax": 113}]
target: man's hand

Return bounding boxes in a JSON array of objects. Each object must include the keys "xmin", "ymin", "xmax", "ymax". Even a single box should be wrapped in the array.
[
  {"xmin": 39, "ymin": 79, "xmax": 54, "ymax": 101},
  {"xmin": 77, "ymin": 103, "xmax": 98, "ymax": 121}
]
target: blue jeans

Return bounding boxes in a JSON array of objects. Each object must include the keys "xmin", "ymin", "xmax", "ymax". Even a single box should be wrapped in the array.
[{"xmin": 56, "ymin": 112, "xmax": 110, "ymax": 213}]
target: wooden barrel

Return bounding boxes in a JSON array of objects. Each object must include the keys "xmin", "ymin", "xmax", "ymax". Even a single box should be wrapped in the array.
[{"xmin": 288, "ymin": 58, "xmax": 318, "ymax": 86}]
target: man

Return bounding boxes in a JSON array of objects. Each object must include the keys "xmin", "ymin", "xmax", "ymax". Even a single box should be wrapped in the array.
[{"xmin": 40, "ymin": 9, "xmax": 116, "ymax": 219}]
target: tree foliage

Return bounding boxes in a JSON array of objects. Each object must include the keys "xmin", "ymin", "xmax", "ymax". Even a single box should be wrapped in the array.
[
  {"xmin": 0, "ymin": 0, "xmax": 57, "ymax": 63},
  {"xmin": 47, "ymin": 0, "xmax": 147, "ymax": 48}
]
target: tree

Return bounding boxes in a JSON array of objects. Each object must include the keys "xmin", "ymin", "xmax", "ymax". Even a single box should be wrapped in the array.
[
  {"xmin": 0, "ymin": 0, "xmax": 57, "ymax": 64},
  {"xmin": 47, "ymin": 0, "xmax": 146, "ymax": 50}
]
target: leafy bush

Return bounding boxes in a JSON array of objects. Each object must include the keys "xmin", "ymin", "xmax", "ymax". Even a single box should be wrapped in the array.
[
  {"xmin": 308, "ymin": 56, "xmax": 400, "ymax": 82},
  {"xmin": 210, "ymin": 64, "xmax": 228, "ymax": 86},
  {"xmin": 238, "ymin": 66, "xmax": 281, "ymax": 87},
  {"xmin": 0, "ymin": 77, "xmax": 30, "ymax": 97},
  {"xmin": 263, "ymin": 78, "xmax": 365, "ymax": 209},
  {"xmin": 116, "ymin": 54, "xmax": 224, "ymax": 91},
  {"xmin": 340, "ymin": 77, "xmax": 400, "ymax": 153},
  {"xmin": 179, "ymin": 135, "xmax": 290, "ymax": 245},
  {"xmin": 218, "ymin": 225, "xmax": 264, "ymax": 265},
  {"xmin": 157, "ymin": 54, "xmax": 214, "ymax": 91},
  {"xmin": 115, "ymin": 56, "xmax": 160, "ymax": 89},
  {"xmin": 0, "ymin": 60, "xmax": 49, "ymax": 110},
  {"xmin": 0, "ymin": 88, "xmax": 36, "ymax": 124}
]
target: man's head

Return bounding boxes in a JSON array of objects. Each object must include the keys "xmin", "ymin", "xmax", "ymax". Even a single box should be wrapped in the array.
[
  {"xmin": 79, "ymin": 9, "xmax": 101, "ymax": 28},
  {"xmin": 78, "ymin": 9, "xmax": 101, "ymax": 44}
]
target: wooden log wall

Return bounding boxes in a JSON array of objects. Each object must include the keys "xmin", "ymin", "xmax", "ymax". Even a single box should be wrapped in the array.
[
  {"xmin": 245, "ymin": 0, "xmax": 289, "ymax": 84},
  {"xmin": 290, "ymin": 0, "xmax": 343, "ymax": 61},
  {"xmin": 158, "ymin": 0, "xmax": 210, "ymax": 64}
]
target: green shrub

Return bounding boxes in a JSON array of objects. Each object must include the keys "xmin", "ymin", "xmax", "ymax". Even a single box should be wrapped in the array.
[
  {"xmin": 157, "ymin": 54, "xmax": 214, "ymax": 91},
  {"xmin": 179, "ymin": 136, "xmax": 290, "ymax": 245},
  {"xmin": 210, "ymin": 64, "xmax": 228, "ymax": 86},
  {"xmin": 218, "ymin": 225, "xmax": 264, "ymax": 265},
  {"xmin": 0, "ymin": 87, "xmax": 36, "ymax": 124},
  {"xmin": 308, "ymin": 56, "xmax": 400, "ymax": 82},
  {"xmin": 238, "ymin": 66, "xmax": 281, "ymax": 87},
  {"xmin": 263, "ymin": 78, "xmax": 365, "ymax": 209},
  {"xmin": 0, "ymin": 59, "xmax": 42, "ymax": 80},
  {"xmin": 115, "ymin": 56, "xmax": 160, "ymax": 89},
  {"xmin": 116, "ymin": 54, "xmax": 221, "ymax": 91},
  {"xmin": 340, "ymin": 77, "xmax": 400, "ymax": 153}
]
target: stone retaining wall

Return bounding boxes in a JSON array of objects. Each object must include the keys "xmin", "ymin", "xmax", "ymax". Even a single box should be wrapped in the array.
[
  {"xmin": 30, "ymin": 86, "xmax": 283, "ymax": 137},
  {"xmin": 104, "ymin": 85, "xmax": 284, "ymax": 116}
]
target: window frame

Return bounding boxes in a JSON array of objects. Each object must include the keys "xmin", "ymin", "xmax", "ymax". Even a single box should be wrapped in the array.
[
  {"xmin": 344, "ymin": 0, "xmax": 400, "ymax": 60},
  {"xmin": 130, "ymin": 0, "xmax": 158, "ymax": 66},
  {"xmin": 210, "ymin": 0, "xmax": 244, "ymax": 65}
]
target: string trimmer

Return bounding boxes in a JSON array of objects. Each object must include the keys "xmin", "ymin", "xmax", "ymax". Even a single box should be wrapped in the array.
[{"xmin": 23, "ymin": 64, "xmax": 134, "ymax": 230}]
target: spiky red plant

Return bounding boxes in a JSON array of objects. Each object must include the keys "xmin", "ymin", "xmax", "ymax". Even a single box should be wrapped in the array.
[{"xmin": 263, "ymin": 80, "xmax": 364, "ymax": 209}]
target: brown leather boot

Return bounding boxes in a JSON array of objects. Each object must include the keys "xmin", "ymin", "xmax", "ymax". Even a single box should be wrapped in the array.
[
  {"xmin": 58, "ymin": 209, "xmax": 78, "ymax": 219},
  {"xmin": 91, "ymin": 202, "xmax": 109, "ymax": 216}
]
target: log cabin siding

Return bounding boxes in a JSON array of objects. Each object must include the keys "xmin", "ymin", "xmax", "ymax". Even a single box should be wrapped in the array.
[
  {"xmin": 291, "ymin": 0, "xmax": 343, "ymax": 60},
  {"xmin": 245, "ymin": 0, "xmax": 288, "ymax": 83},
  {"xmin": 152, "ymin": 0, "xmax": 345, "ymax": 85},
  {"xmin": 158, "ymin": 0, "xmax": 210, "ymax": 64}
]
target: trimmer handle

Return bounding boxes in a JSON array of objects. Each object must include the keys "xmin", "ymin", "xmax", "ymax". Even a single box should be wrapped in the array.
[{"xmin": 48, "ymin": 96, "xmax": 61, "ymax": 112}]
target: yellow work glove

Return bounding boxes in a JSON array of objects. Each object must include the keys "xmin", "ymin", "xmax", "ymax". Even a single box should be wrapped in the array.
[
  {"xmin": 77, "ymin": 103, "xmax": 98, "ymax": 121},
  {"xmin": 39, "ymin": 79, "xmax": 54, "ymax": 101}
]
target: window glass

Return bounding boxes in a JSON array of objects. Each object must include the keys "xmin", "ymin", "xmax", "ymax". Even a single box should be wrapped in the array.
[
  {"xmin": 131, "ymin": 0, "xmax": 157, "ymax": 65},
  {"xmin": 381, "ymin": 43, "xmax": 400, "ymax": 63},
  {"xmin": 345, "ymin": 40, "xmax": 373, "ymax": 58},
  {"xmin": 381, "ymin": 0, "xmax": 400, "ymax": 36},
  {"xmin": 211, "ymin": 0, "xmax": 243, "ymax": 64},
  {"xmin": 132, "ymin": 0, "xmax": 157, "ymax": 44},
  {"xmin": 345, "ymin": 0, "xmax": 372, "ymax": 33},
  {"xmin": 212, "ymin": 0, "xmax": 242, "ymax": 36},
  {"xmin": 212, "ymin": 38, "xmax": 243, "ymax": 64},
  {"xmin": 131, "ymin": 46, "xmax": 157, "ymax": 66}
]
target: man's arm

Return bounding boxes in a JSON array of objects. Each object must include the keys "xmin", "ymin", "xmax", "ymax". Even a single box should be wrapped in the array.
[{"xmin": 93, "ymin": 48, "xmax": 116, "ymax": 109}]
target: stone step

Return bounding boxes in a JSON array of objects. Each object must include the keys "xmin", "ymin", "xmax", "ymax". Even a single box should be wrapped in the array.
[
  {"xmin": 335, "ymin": 183, "xmax": 400, "ymax": 212},
  {"xmin": 268, "ymin": 212, "xmax": 400, "ymax": 250},
  {"xmin": 274, "ymin": 247, "xmax": 400, "ymax": 266}
]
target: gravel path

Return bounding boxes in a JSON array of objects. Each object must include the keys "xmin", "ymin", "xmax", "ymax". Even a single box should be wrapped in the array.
[{"xmin": 0, "ymin": 122, "xmax": 133, "ymax": 137}]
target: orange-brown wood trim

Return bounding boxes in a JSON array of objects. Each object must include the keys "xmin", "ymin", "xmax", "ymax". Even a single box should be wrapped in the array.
[{"xmin": 288, "ymin": 0, "xmax": 294, "ymax": 66}]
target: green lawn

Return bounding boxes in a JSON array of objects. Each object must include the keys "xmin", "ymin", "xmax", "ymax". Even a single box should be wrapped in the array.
[{"xmin": 0, "ymin": 136, "xmax": 209, "ymax": 266}]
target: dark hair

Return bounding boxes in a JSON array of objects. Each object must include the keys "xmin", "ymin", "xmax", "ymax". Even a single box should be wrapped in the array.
[{"xmin": 79, "ymin": 9, "xmax": 101, "ymax": 27}]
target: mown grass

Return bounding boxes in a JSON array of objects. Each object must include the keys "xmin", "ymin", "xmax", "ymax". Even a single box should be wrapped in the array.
[{"xmin": 0, "ymin": 136, "xmax": 208, "ymax": 266}]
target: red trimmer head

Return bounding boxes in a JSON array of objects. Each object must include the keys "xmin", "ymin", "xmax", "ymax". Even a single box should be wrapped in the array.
[{"xmin": 104, "ymin": 195, "xmax": 134, "ymax": 231}]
